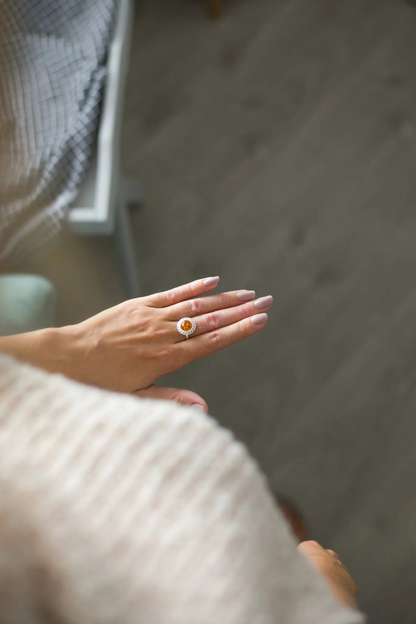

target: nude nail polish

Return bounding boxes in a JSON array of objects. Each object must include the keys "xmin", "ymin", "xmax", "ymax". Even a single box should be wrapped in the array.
[
  {"xmin": 254, "ymin": 295, "xmax": 273, "ymax": 309},
  {"xmin": 203, "ymin": 276, "xmax": 220, "ymax": 287},
  {"xmin": 192, "ymin": 404, "xmax": 206, "ymax": 411},
  {"xmin": 237, "ymin": 290, "xmax": 256, "ymax": 302},
  {"xmin": 252, "ymin": 313, "xmax": 268, "ymax": 325}
]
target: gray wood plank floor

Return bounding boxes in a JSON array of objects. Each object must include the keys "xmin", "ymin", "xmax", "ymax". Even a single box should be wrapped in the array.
[{"xmin": 31, "ymin": 0, "xmax": 416, "ymax": 620}]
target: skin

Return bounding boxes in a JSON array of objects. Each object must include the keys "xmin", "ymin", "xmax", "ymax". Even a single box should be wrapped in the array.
[
  {"xmin": 0, "ymin": 278, "xmax": 361, "ymax": 605},
  {"xmin": 133, "ymin": 385, "xmax": 210, "ymax": 411},
  {"xmin": 298, "ymin": 541, "xmax": 358, "ymax": 610},
  {"xmin": 0, "ymin": 277, "xmax": 273, "ymax": 410}
]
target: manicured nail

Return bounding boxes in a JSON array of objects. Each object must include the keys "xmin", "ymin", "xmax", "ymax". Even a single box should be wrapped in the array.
[
  {"xmin": 254, "ymin": 295, "xmax": 273, "ymax": 309},
  {"xmin": 252, "ymin": 313, "xmax": 268, "ymax": 325},
  {"xmin": 237, "ymin": 290, "xmax": 256, "ymax": 302},
  {"xmin": 203, "ymin": 276, "xmax": 220, "ymax": 287},
  {"xmin": 192, "ymin": 404, "xmax": 206, "ymax": 411}
]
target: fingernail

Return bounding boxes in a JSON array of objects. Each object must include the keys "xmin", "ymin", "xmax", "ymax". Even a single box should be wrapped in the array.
[
  {"xmin": 254, "ymin": 295, "xmax": 273, "ymax": 309},
  {"xmin": 203, "ymin": 276, "xmax": 220, "ymax": 287},
  {"xmin": 192, "ymin": 404, "xmax": 206, "ymax": 411},
  {"xmin": 252, "ymin": 313, "xmax": 268, "ymax": 325},
  {"xmin": 237, "ymin": 290, "xmax": 256, "ymax": 302}
]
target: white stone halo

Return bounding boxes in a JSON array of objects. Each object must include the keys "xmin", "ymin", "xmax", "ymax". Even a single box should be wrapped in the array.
[{"xmin": 176, "ymin": 317, "xmax": 197, "ymax": 339}]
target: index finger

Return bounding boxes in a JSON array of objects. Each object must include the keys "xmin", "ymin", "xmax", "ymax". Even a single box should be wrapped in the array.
[{"xmin": 146, "ymin": 276, "xmax": 220, "ymax": 308}]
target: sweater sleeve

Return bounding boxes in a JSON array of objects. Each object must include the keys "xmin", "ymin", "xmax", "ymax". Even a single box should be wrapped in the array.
[{"xmin": 0, "ymin": 355, "xmax": 365, "ymax": 624}]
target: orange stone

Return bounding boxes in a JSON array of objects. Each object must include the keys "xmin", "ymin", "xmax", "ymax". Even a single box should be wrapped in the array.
[{"xmin": 181, "ymin": 320, "xmax": 193, "ymax": 332}]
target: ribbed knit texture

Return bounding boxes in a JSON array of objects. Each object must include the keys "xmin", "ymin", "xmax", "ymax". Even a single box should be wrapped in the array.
[{"xmin": 0, "ymin": 355, "xmax": 364, "ymax": 624}]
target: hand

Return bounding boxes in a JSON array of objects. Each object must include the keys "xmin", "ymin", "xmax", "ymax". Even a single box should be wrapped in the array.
[
  {"xmin": 52, "ymin": 277, "xmax": 272, "ymax": 393},
  {"xmin": 297, "ymin": 541, "xmax": 357, "ymax": 609},
  {"xmin": 134, "ymin": 385, "xmax": 208, "ymax": 412}
]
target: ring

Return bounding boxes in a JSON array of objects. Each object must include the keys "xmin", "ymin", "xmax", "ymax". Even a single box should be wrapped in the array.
[{"xmin": 177, "ymin": 317, "xmax": 196, "ymax": 340}]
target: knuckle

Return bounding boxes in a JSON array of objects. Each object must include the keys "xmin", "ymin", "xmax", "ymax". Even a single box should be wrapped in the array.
[
  {"xmin": 208, "ymin": 331, "xmax": 222, "ymax": 349},
  {"xmin": 236, "ymin": 319, "xmax": 246, "ymax": 337},
  {"xmin": 206, "ymin": 312, "xmax": 219, "ymax": 329},
  {"xmin": 124, "ymin": 300, "xmax": 139, "ymax": 314},
  {"xmin": 219, "ymin": 293, "xmax": 229, "ymax": 307},
  {"xmin": 240, "ymin": 303, "xmax": 251, "ymax": 318},
  {"xmin": 190, "ymin": 299, "xmax": 202, "ymax": 315},
  {"xmin": 166, "ymin": 288, "xmax": 177, "ymax": 302}
]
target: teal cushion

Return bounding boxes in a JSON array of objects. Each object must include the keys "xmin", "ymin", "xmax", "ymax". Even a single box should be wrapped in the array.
[{"xmin": 0, "ymin": 275, "xmax": 55, "ymax": 336}]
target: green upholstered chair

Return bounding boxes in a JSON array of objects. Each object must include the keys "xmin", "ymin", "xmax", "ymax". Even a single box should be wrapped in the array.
[{"xmin": 0, "ymin": 275, "xmax": 55, "ymax": 336}]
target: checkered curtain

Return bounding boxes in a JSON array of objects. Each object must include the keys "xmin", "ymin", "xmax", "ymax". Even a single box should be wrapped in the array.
[{"xmin": 0, "ymin": 0, "xmax": 118, "ymax": 265}]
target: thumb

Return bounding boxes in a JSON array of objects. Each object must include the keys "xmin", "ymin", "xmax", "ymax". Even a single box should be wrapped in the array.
[{"xmin": 133, "ymin": 385, "xmax": 208, "ymax": 413}]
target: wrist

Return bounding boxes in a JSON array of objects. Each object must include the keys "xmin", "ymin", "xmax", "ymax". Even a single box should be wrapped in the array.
[
  {"xmin": 0, "ymin": 325, "xmax": 84, "ymax": 381},
  {"xmin": 40, "ymin": 324, "xmax": 86, "ymax": 381}
]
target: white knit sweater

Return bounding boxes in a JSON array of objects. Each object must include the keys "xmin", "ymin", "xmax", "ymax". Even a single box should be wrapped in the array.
[{"xmin": 0, "ymin": 355, "xmax": 364, "ymax": 624}]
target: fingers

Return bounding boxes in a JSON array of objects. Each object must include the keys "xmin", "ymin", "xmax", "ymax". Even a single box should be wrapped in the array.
[
  {"xmin": 299, "ymin": 543, "xmax": 340, "ymax": 564},
  {"xmin": 298, "ymin": 541, "xmax": 326, "ymax": 557},
  {"xmin": 146, "ymin": 277, "xmax": 220, "ymax": 308},
  {"xmin": 167, "ymin": 289, "xmax": 257, "ymax": 320},
  {"xmin": 298, "ymin": 541, "xmax": 340, "ymax": 560},
  {"xmin": 177, "ymin": 311, "xmax": 269, "ymax": 361},
  {"xmin": 133, "ymin": 385, "xmax": 208, "ymax": 412},
  {"xmin": 298, "ymin": 541, "xmax": 358, "ymax": 609},
  {"xmin": 187, "ymin": 296, "xmax": 273, "ymax": 338}
]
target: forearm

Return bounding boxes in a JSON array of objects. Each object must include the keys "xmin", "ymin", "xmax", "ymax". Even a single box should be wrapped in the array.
[
  {"xmin": 0, "ymin": 327, "xmax": 78, "ymax": 378},
  {"xmin": 0, "ymin": 323, "xmax": 145, "ymax": 392}
]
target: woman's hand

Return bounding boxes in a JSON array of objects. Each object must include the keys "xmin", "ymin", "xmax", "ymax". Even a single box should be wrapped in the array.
[
  {"xmin": 63, "ymin": 276, "xmax": 272, "ymax": 392},
  {"xmin": 134, "ymin": 385, "xmax": 208, "ymax": 412},
  {"xmin": 298, "ymin": 541, "xmax": 358, "ymax": 609},
  {"xmin": 26, "ymin": 276, "xmax": 272, "ymax": 393}
]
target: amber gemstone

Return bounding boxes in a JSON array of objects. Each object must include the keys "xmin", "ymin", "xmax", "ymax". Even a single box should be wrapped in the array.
[{"xmin": 181, "ymin": 320, "xmax": 193, "ymax": 332}]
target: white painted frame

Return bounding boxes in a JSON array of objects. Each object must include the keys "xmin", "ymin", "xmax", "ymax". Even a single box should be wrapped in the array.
[{"xmin": 68, "ymin": 0, "xmax": 141, "ymax": 296}]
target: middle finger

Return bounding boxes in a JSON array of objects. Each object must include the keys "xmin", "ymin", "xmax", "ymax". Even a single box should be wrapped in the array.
[{"xmin": 166, "ymin": 290, "xmax": 257, "ymax": 320}]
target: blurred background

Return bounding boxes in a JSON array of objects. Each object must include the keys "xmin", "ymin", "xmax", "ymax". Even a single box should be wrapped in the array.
[{"xmin": 8, "ymin": 0, "xmax": 416, "ymax": 621}]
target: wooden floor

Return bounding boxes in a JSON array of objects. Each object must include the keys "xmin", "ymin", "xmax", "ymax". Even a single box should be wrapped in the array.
[{"xmin": 31, "ymin": 0, "xmax": 416, "ymax": 620}]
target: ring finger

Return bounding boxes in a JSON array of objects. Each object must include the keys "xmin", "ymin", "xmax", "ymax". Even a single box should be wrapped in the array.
[{"xmin": 174, "ymin": 296, "xmax": 273, "ymax": 341}]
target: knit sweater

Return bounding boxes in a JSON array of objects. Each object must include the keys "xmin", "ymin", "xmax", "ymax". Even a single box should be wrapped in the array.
[{"xmin": 0, "ymin": 355, "xmax": 364, "ymax": 624}]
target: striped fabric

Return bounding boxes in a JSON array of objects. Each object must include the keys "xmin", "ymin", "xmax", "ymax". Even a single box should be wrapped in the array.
[{"xmin": 0, "ymin": 0, "xmax": 118, "ymax": 265}]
